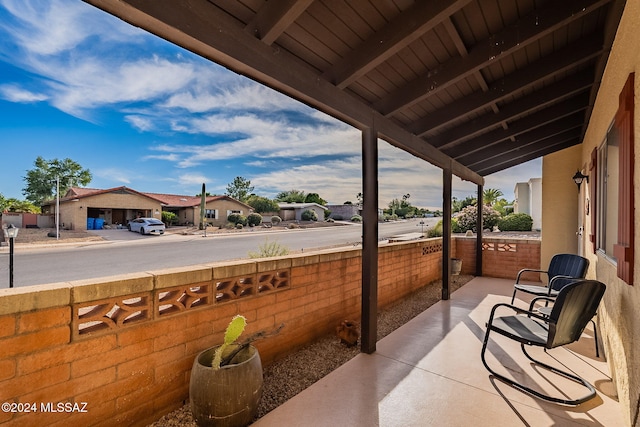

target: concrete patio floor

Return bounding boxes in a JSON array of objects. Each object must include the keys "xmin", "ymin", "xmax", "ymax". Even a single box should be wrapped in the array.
[{"xmin": 253, "ymin": 277, "xmax": 622, "ymax": 426}]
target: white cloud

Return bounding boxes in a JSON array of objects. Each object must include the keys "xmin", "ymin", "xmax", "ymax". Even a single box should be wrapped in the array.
[{"xmin": 0, "ymin": 84, "xmax": 47, "ymax": 102}]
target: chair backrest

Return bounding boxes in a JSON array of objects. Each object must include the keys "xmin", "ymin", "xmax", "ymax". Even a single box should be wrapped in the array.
[
  {"xmin": 546, "ymin": 280, "xmax": 606, "ymax": 349},
  {"xmin": 547, "ymin": 254, "xmax": 589, "ymax": 291}
]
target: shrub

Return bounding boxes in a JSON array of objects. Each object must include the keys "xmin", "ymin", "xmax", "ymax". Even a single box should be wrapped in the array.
[
  {"xmin": 426, "ymin": 221, "xmax": 443, "ymax": 238},
  {"xmin": 235, "ymin": 223, "xmax": 243, "ymax": 229},
  {"xmin": 270, "ymin": 216, "xmax": 282, "ymax": 225},
  {"xmin": 247, "ymin": 212, "xmax": 262, "ymax": 227},
  {"xmin": 227, "ymin": 213, "xmax": 247, "ymax": 226},
  {"xmin": 161, "ymin": 211, "xmax": 178, "ymax": 226},
  {"xmin": 248, "ymin": 238, "xmax": 290, "ymax": 258},
  {"xmin": 301, "ymin": 210, "xmax": 318, "ymax": 221},
  {"xmin": 351, "ymin": 215, "xmax": 362, "ymax": 223},
  {"xmin": 456, "ymin": 205, "xmax": 500, "ymax": 232},
  {"xmin": 498, "ymin": 213, "xmax": 533, "ymax": 231},
  {"xmin": 427, "ymin": 219, "xmax": 461, "ymax": 237}
]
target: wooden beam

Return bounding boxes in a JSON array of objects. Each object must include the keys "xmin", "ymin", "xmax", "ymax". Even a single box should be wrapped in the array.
[
  {"xmin": 442, "ymin": 167, "xmax": 452, "ymax": 300},
  {"xmin": 443, "ymin": 93, "xmax": 590, "ymax": 157},
  {"xmin": 427, "ymin": 69, "xmax": 594, "ymax": 148},
  {"xmin": 325, "ymin": 0, "xmax": 472, "ymax": 89},
  {"xmin": 411, "ymin": 34, "xmax": 604, "ymax": 136},
  {"xmin": 360, "ymin": 126, "xmax": 378, "ymax": 354},
  {"xmin": 476, "ymin": 184, "xmax": 483, "ymax": 276},
  {"xmin": 470, "ymin": 130, "xmax": 582, "ymax": 174},
  {"xmin": 84, "ymin": 0, "xmax": 484, "ymax": 186},
  {"xmin": 458, "ymin": 114, "xmax": 584, "ymax": 165},
  {"xmin": 245, "ymin": 0, "xmax": 314, "ymax": 45},
  {"xmin": 374, "ymin": 0, "xmax": 612, "ymax": 116}
]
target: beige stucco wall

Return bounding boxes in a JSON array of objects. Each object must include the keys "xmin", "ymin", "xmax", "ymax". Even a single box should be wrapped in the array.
[
  {"xmin": 541, "ymin": 145, "xmax": 581, "ymax": 276},
  {"xmin": 59, "ymin": 191, "xmax": 162, "ymax": 230},
  {"xmin": 182, "ymin": 198, "xmax": 253, "ymax": 227},
  {"xmin": 569, "ymin": 0, "xmax": 640, "ymax": 424}
]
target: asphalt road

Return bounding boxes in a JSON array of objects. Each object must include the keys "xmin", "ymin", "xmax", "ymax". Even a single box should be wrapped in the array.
[{"xmin": 1, "ymin": 218, "xmax": 438, "ymax": 288}]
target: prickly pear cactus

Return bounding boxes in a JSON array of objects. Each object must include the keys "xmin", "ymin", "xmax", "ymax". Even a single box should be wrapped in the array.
[{"xmin": 212, "ymin": 315, "xmax": 247, "ymax": 369}]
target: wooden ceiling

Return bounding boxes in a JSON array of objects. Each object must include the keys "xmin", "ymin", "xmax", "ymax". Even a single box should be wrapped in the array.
[{"xmin": 85, "ymin": 0, "xmax": 625, "ymax": 184}]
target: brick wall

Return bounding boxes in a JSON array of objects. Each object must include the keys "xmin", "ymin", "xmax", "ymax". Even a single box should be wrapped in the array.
[
  {"xmin": 0, "ymin": 239, "xmax": 442, "ymax": 427},
  {"xmin": 453, "ymin": 236, "xmax": 541, "ymax": 281}
]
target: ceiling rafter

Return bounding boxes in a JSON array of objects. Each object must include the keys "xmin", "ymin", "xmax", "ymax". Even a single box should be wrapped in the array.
[
  {"xmin": 475, "ymin": 131, "xmax": 582, "ymax": 175},
  {"xmin": 323, "ymin": 0, "xmax": 473, "ymax": 89},
  {"xmin": 412, "ymin": 33, "xmax": 604, "ymax": 137},
  {"xmin": 244, "ymin": 0, "xmax": 314, "ymax": 45},
  {"xmin": 374, "ymin": 0, "xmax": 612, "ymax": 116},
  {"xmin": 457, "ymin": 112, "xmax": 585, "ymax": 164},
  {"xmin": 442, "ymin": 91, "xmax": 590, "ymax": 155},
  {"xmin": 428, "ymin": 69, "xmax": 594, "ymax": 148}
]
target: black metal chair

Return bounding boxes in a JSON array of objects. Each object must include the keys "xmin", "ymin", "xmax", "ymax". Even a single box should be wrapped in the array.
[
  {"xmin": 481, "ymin": 280, "xmax": 606, "ymax": 405},
  {"xmin": 511, "ymin": 253, "xmax": 589, "ymax": 304}
]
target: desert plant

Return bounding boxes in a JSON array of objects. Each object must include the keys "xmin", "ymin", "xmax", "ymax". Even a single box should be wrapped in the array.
[
  {"xmin": 247, "ymin": 212, "xmax": 262, "ymax": 227},
  {"xmin": 498, "ymin": 213, "xmax": 533, "ymax": 231},
  {"xmin": 351, "ymin": 215, "xmax": 362, "ymax": 223},
  {"xmin": 161, "ymin": 211, "xmax": 178, "ymax": 226},
  {"xmin": 248, "ymin": 238, "xmax": 290, "ymax": 258},
  {"xmin": 270, "ymin": 215, "xmax": 282, "ymax": 225},
  {"xmin": 456, "ymin": 204, "xmax": 500, "ymax": 232},
  {"xmin": 301, "ymin": 209, "xmax": 318, "ymax": 221},
  {"xmin": 212, "ymin": 315, "xmax": 247, "ymax": 369},
  {"xmin": 235, "ymin": 223, "xmax": 243, "ymax": 229},
  {"xmin": 227, "ymin": 213, "xmax": 247, "ymax": 226}
]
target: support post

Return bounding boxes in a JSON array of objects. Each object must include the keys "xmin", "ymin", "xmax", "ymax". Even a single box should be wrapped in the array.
[
  {"xmin": 476, "ymin": 184, "xmax": 483, "ymax": 276},
  {"xmin": 442, "ymin": 167, "xmax": 452, "ymax": 300},
  {"xmin": 361, "ymin": 126, "xmax": 378, "ymax": 354}
]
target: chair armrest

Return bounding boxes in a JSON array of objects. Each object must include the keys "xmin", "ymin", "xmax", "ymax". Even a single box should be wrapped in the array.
[
  {"xmin": 486, "ymin": 302, "xmax": 549, "ymax": 329},
  {"xmin": 516, "ymin": 268, "xmax": 548, "ymax": 284},
  {"xmin": 547, "ymin": 275, "xmax": 581, "ymax": 293},
  {"xmin": 528, "ymin": 296, "xmax": 556, "ymax": 312}
]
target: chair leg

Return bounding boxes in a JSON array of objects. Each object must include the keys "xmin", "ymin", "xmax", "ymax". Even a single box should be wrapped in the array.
[
  {"xmin": 591, "ymin": 318, "xmax": 599, "ymax": 358},
  {"xmin": 510, "ymin": 288, "xmax": 517, "ymax": 304},
  {"xmin": 481, "ymin": 330, "xmax": 597, "ymax": 406}
]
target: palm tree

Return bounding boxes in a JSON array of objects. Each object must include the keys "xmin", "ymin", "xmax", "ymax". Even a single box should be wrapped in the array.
[{"xmin": 483, "ymin": 188, "xmax": 503, "ymax": 206}]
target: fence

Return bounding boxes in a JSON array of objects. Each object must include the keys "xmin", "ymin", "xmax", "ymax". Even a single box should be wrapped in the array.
[{"xmin": 0, "ymin": 236, "xmax": 539, "ymax": 426}]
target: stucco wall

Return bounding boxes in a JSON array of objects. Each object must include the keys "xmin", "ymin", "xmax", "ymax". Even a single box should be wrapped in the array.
[
  {"xmin": 541, "ymin": 145, "xmax": 581, "ymax": 274},
  {"xmin": 572, "ymin": 0, "xmax": 640, "ymax": 424}
]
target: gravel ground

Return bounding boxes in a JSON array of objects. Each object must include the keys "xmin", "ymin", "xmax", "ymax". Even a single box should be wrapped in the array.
[{"xmin": 148, "ymin": 275, "xmax": 474, "ymax": 426}]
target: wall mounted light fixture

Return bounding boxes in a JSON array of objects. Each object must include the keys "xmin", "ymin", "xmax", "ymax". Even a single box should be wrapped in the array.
[{"xmin": 572, "ymin": 170, "xmax": 589, "ymax": 192}]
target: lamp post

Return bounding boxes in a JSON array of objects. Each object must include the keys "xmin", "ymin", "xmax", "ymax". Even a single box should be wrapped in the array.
[{"xmin": 4, "ymin": 224, "xmax": 19, "ymax": 288}]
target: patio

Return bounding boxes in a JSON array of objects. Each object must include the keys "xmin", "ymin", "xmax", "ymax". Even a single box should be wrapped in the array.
[{"xmin": 254, "ymin": 277, "xmax": 621, "ymax": 427}]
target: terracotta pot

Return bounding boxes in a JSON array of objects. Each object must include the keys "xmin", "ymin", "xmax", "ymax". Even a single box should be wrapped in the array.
[{"xmin": 190, "ymin": 345, "xmax": 263, "ymax": 427}]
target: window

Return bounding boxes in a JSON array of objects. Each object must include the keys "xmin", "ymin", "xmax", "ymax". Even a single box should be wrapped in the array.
[
  {"xmin": 592, "ymin": 73, "xmax": 634, "ymax": 285},
  {"xmin": 205, "ymin": 209, "xmax": 218, "ymax": 219},
  {"xmin": 595, "ymin": 125, "xmax": 619, "ymax": 257}
]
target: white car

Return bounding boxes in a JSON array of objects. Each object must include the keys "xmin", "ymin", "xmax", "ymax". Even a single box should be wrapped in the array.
[{"xmin": 128, "ymin": 218, "xmax": 165, "ymax": 235}]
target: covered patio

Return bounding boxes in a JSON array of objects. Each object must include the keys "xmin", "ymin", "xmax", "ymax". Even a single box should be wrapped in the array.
[{"xmin": 255, "ymin": 277, "xmax": 622, "ymax": 426}]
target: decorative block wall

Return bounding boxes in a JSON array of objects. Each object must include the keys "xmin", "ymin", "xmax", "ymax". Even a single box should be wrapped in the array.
[{"xmin": 0, "ymin": 239, "xmax": 443, "ymax": 427}]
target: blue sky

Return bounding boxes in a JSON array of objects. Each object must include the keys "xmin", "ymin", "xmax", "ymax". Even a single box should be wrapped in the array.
[{"xmin": 0, "ymin": 0, "xmax": 540, "ymax": 210}]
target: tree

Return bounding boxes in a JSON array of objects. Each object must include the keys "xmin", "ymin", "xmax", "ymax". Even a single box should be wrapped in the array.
[
  {"xmin": 304, "ymin": 192, "xmax": 327, "ymax": 205},
  {"xmin": 275, "ymin": 189, "xmax": 306, "ymax": 203},
  {"xmin": 246, "ymin": 195, "xmax": 280, "ymax": 213},
  {"xmin": 22, "ymin": 156, "xmax": 92, "ymax": 205},
  {"xmin": 482, "ymin": 188, "xmax": 504, "ymax": 206},
  {"xmin": 225, "ymin": 176, "xmax": 254, "ymax": 202}
]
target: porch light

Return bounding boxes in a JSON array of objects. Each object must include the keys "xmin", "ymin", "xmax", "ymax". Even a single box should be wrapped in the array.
[
  {"xmin": 4, "ymin": 224, "xmax": 19, "ymax": 288},
  {"xmin": 572, "ymin": 170, "xmax": 589, "ymax": 191}
]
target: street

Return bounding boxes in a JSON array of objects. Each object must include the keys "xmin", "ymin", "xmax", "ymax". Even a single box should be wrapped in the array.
[{"xmin": 0, "ymin": 218, "xmax": 438, "ymax": 288}]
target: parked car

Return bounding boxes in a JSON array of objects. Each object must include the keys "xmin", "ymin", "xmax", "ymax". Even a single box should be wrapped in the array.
[{"xmin": 128, "ymin": 218, "xmax": 165, "ymax": 235}]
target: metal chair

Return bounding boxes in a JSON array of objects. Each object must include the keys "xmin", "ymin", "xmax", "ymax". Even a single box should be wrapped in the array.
[
  {"xmin": 511, "ymin": 253, "xmax": 589, "ymax": 304},
  {"xmin": 481, "ymin": 280, "xmax": 606, "ymax": 405}
]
